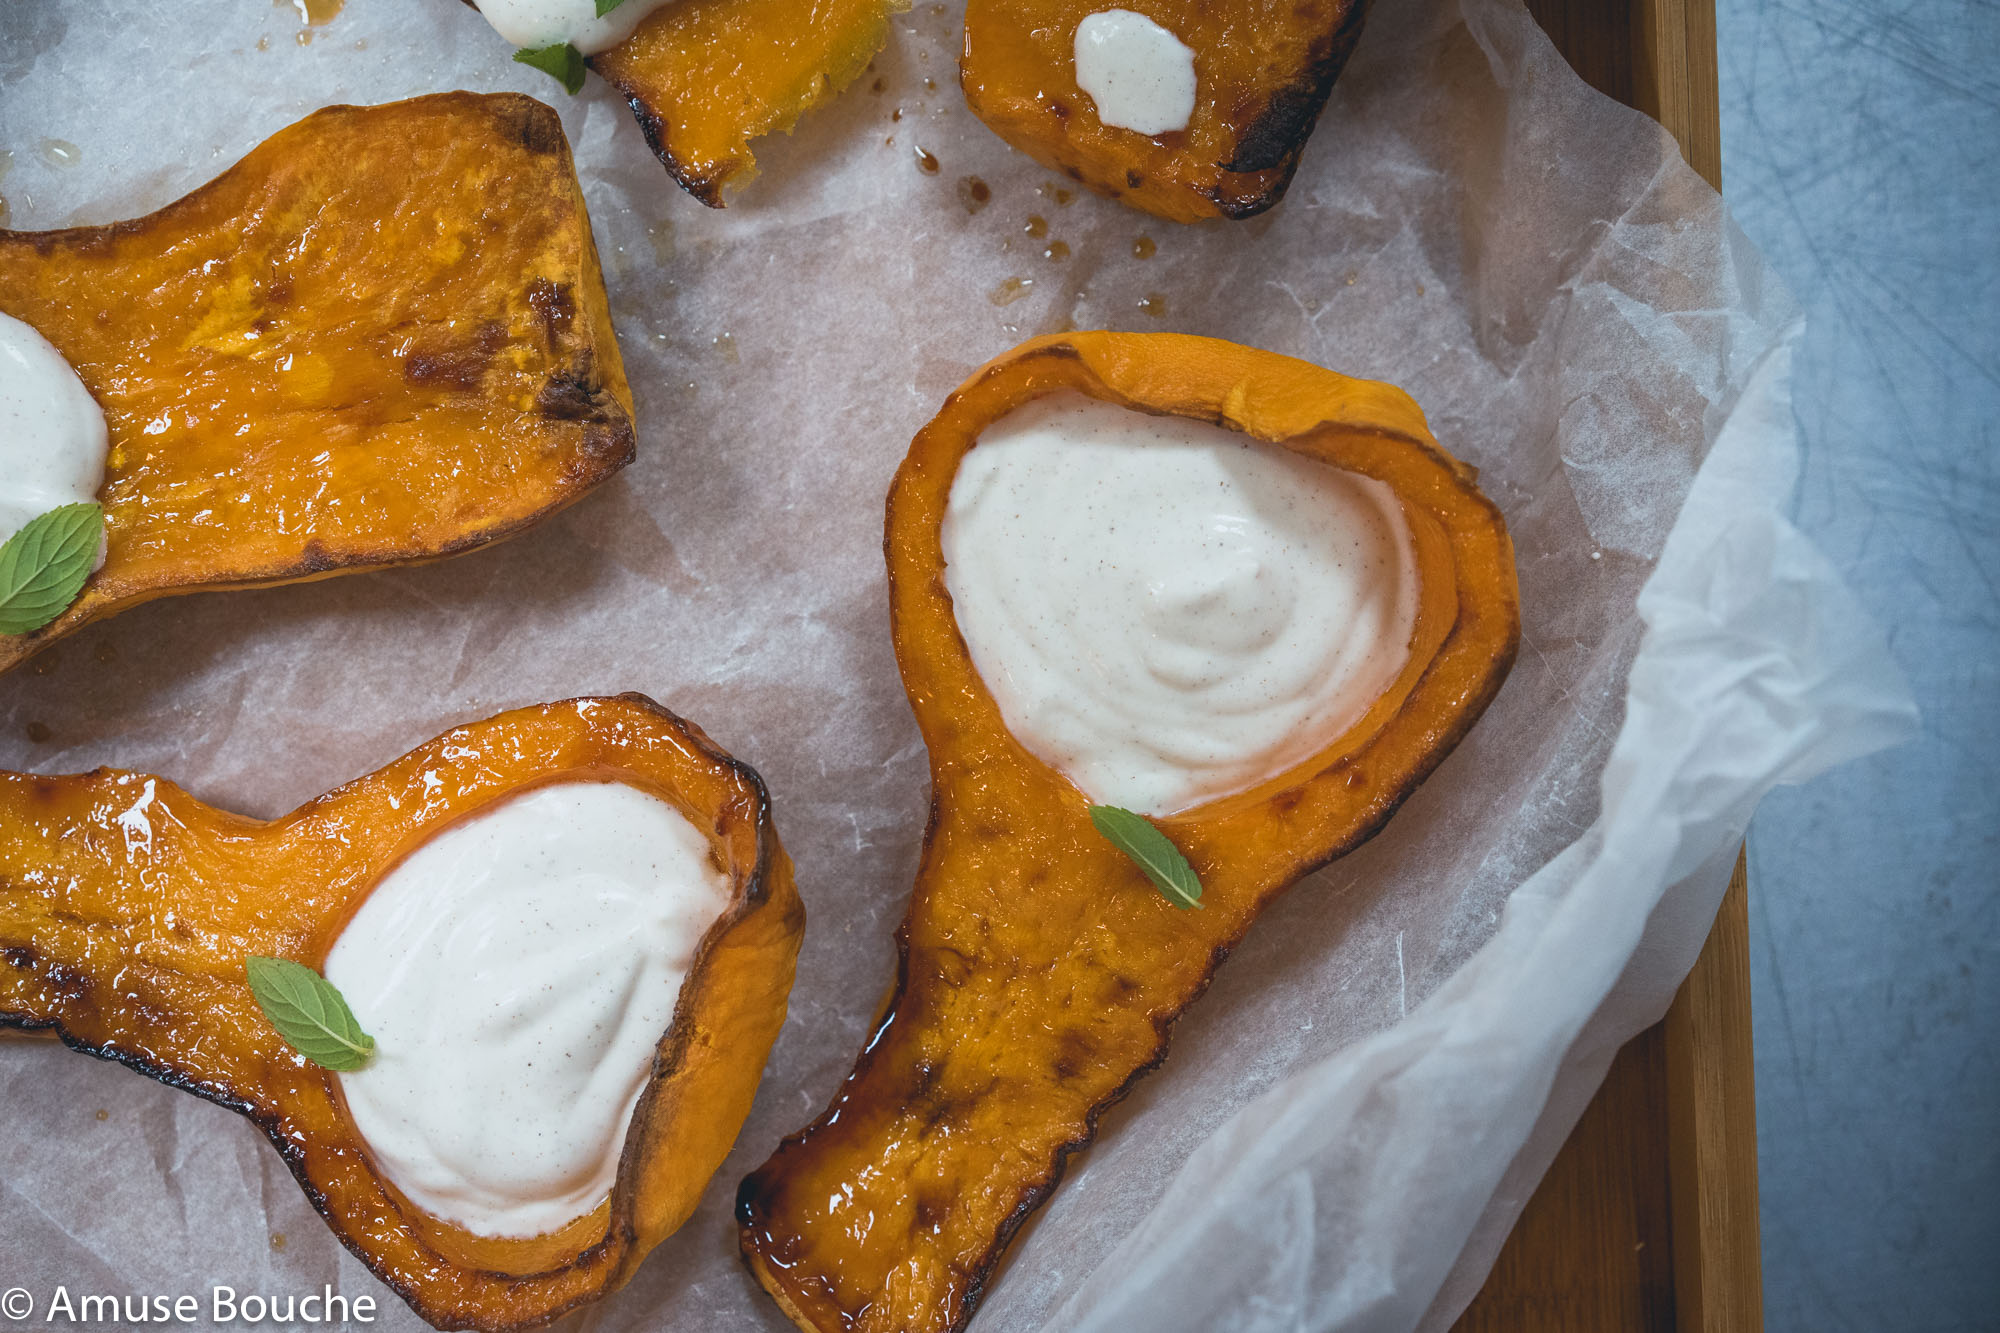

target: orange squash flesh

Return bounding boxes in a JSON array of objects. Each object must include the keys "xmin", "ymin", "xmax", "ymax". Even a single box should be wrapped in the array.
[
  {"xmin": 0, "ymin": 93, "xmax": 635, "ymax": 677},
  {"xmin": 0, "ymin": 696, "xmax": 804, "ymax": 1332},
  {"xmin": 736, "ymin": 333, "xmax": 1518, "ymax": 1333},
  {"xmin": 592, "ymin": 0, "xmax": 905, "ymax": 206},
  {"xmin": 961, "ymin": 0, "xmax": 1370, "ymax": 222}
]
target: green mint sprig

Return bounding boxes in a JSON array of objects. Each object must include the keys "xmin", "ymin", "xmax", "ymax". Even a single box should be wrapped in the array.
[
  {"xmin": 514, "ymin": 42, "xmax": 587, "ymax": 95},
  {"xmin": 1089, "ymin": 805, "xmax": 1204, "ymax": 910},
  {"xmin": 244, "ymin": 956, "xmax": 376, "ymax": 1072},
  {"xmin": 0, "ymin": 502, "xmax": 103, "ymax": 636}
]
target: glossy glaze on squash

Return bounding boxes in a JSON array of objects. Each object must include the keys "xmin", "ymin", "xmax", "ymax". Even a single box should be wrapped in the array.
[
  {"xmin": 0, "ymin": 696, "xmax": 803, "ymax": 1332},
  {"xmin": 0, "ymin": 93, "xmax": 634, "ymax": 677},
  {"xmin": 592, "ymin": 0, "xmax": 905, "ymax": 206},
  {"xmin": 961, "ymin": 0, "xmax": 1370, "ymax": 222},
  {"xmin": 737, "ymin": 333, "xmax": 1518, "ymax": 1333}
]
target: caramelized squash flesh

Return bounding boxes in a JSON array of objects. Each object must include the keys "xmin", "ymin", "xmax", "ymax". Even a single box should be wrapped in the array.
[
  {"xmin": 0, "ymin": 696, "xmax": 803, "ymax": 1332},
  {"xmin": 961, "ymin": 0, "xmax": 1370, "ymax": 221},
  {"xmin": 737, "ymin": 333, "xmax": 1518, "ymax": 1333},
  {"xmin": 0, "ymin": 93, "xmax": 634, "ymax": 676},
  {"xmin": 593, "ymin": 0, "xmax": 905, "ymax": 205}
]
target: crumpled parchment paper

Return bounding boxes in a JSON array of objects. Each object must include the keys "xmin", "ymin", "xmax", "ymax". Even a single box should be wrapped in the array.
[{"xmin": 0, "ymin": 0, "xmax": 1915, "ymax": 1329}]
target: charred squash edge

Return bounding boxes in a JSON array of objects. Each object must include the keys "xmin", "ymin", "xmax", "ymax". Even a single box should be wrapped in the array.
[
  {"xmin": 961, "ymin": 0, "xmax": 1372, "ymax": 222},
  {"xmin": 736, "ymin": 331, "xmax": 1519, "ymax": 1331},
  {"xmin": 0, "ymin": 93, "xmax": 635, "ymax": 676},
  {"xmin": 0, "ymin": 693, "xmax": 797, "ymax": 1333}
]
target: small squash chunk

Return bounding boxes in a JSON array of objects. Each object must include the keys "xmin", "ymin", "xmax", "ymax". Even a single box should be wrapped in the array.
[
  {"xmin": 0, "ymin": 93, "xmax": 635, "ymax": 676},
  {"xmin": 593, "ymin": 0, "xmax": 906, "ymax": 206},
  {"xmin": 0, "ymin": 696, "xmax": 803, "ymax": 1333},
  {"xmin": 961, "ymin": 0, "xmax": 1370, "ymax": 222},
  {"xmin": 737, "ymin": 333, "xmax": 1518, "ymax": 1333}
]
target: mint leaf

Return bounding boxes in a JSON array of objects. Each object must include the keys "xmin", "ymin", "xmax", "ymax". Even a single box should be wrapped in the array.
[
  {"xmin": 595, "ymin": 0, "xmax": 630, "ymax": 16},
  {"xmin": 0, "ymin": 502, "xmax": 102, "ymax": 636},
  {"xmin": 513, "ymin": 42, "xmax": 587, "ymax": 96},
  {"xmin": 245, "ymin": 956, "xmax": 375, "ymax": 1071},
  {"xmin": 1089, "ymin": 805, "xmax": 1204, "ymax": 910}
]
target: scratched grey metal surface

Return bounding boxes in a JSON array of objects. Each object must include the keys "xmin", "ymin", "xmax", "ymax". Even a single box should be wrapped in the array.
[{"xmin": 1717, "ymin": 0, "xmax": 2000, "ymax": 1328}]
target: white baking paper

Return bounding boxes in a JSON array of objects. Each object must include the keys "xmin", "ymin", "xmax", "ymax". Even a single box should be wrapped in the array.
[{"xmin": 0, "ymin": 0, "xmax": 1914, "ymax": 1330}]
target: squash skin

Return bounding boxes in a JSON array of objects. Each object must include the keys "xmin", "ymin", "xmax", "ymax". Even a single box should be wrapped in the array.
[
  {"xmin": 592, "ymin": 0, "xmax": 906, "ymax": 206},
  {"xmin": 736, "ymin": 333, "xmax": 1519, "ymax": 1333},
  {"xmin": 0, "ymin": 93, "xmax": 635, "ymax": 677},
  {"xmin": 0, "ymin": 695, "xmax": 803, "ymax": 1332},
  {"xmin": 961, "ymin": 0, "xmax": 1371, "ymax": 222}
]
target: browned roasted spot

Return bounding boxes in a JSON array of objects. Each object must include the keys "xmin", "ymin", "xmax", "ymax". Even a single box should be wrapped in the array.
[
  {"xmin": 404, "ymin": 323, "xmax": 507, "ymax": 391},
  {"xmin": 933, "ymin": 947, "xmax": 974, "ymax": 987},
  {"xmin": 40, "ymin": 959, "xmax": 91, "ymax": 1006},
  {"xmin": 913, "ymin": 1191, "xmax": 950, "ymax": 1233},
  {"xmin": 1051, "ymin": 1030, "xmax": 1095, "ymax": 1082},
  {"xmin": 535, "ymin": 371, "xmax": 606, "ymax": 421},
  {"xmin": 527, "ymin": 278, "xmax": 575, "ymax": 340},
  {"xmin": 295, "ymin": 541, "xmax": 338, "ymax": 576},
  {"xmin": 512, "ymin": 101, "xmax": 565, "ymax": 157}
]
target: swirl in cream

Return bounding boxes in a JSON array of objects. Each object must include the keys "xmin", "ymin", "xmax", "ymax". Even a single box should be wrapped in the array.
[{"xmin": 940, "ymin": 391, "xmax": 1418, "ymax": 815}]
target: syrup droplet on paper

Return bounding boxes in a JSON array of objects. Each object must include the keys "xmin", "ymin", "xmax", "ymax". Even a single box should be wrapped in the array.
[
  {"xmin": 276, "ymin": 0, "xmax": 345, "ymax": 24},
  {"xmin": 989, "ymin": 277, "xmax": 1035, "ymax": 307}
]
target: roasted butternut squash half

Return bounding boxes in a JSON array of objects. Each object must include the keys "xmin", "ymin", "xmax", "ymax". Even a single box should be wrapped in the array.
[
  {"xmin": 961, "ymin": 0, "xmax": 1370, "ymax": 222},
  {"xmin": 737, "ymin": 332, "xmax": 1518, "ymax": 1332},
  {"xmin": 592, "ymin": 0, "xmax": 905, "ymax": 206},
  {"xmin": 0, "ymin": 92, "xmax": 634, "ymax": 677},
  {"xmin": 0, "ymin": 695, "xmax": 803, "ymax": 1332}
]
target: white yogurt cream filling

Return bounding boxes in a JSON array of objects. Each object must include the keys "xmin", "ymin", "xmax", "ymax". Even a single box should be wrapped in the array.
[
  {"xmin": 324, "ymin": 780, "xmax": 732, "ymax": 1239},
  {"xmin": 1073, "ymin": 9, "xmax": 1198, "ymax": 136},
  {"xmin": 941, "ymin": 392, "xmax": 1419, "ymax": 816},
  {"xmin": 472, "ymin": 0, "xmax": 675, "ymax": 56},
  {"xmin": 0, "ymin": 311, "xmax": 108, "ymax": 549}
]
